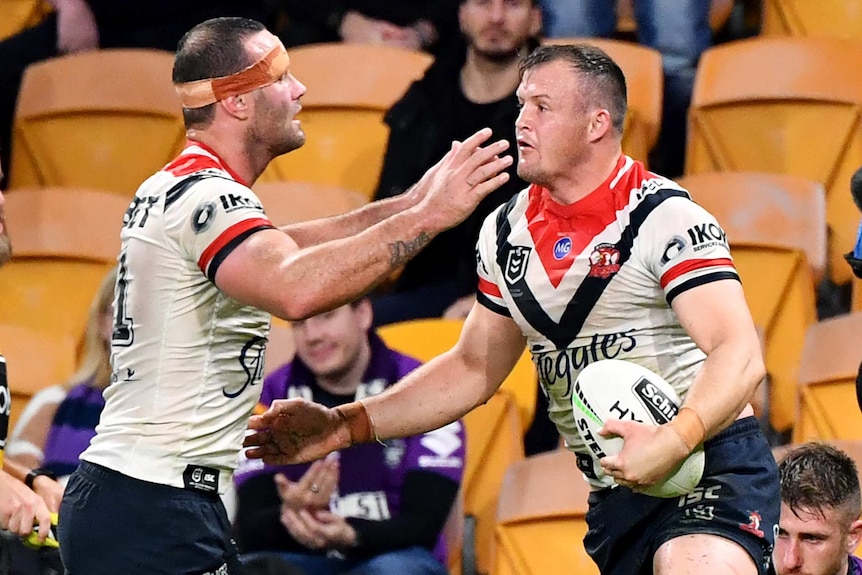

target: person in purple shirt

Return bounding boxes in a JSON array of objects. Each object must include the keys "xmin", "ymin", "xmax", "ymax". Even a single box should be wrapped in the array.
[
  {"xmin": 773, "ymin": 443, "xmax": 862, "ymax": 575},
  {"xmin": 234, "ymin": 297, "xmax": 464, "ymax": 575}
]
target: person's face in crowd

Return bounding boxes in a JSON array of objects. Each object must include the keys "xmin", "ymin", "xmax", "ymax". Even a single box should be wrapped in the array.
[
  {"xmin": 0, "ymin": 159, "xmax": 10, "ymax": 268},
  {"xmin": 774, "ymin": 501, "xmax": 862, "ymax": 575},
  {"xmin": 246, "ymin": 31, "xmax": 307, "ymax": 158},
  {"xmin": 459, "ymin": 0, "xmax": 541, "ymax": 61},
  {"xmin": 292, "ymin": 301, "xmax": 372, "ymax": 383},
  {"xmin": 515, "ymin": 60, "xmax": 599, "ymax": 188}
]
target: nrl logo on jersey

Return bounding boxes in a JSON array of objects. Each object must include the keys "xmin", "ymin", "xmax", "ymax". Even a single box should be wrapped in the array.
[{"xmin": 505, "ymin": 246, "xmax": 532, "ymax": 284}]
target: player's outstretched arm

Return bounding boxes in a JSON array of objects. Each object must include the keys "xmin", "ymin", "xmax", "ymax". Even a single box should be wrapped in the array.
[
  {"xmin": 281, "ymin": 137, "xmax": 459, "ymax": 249},
  {"xmin": 216, "ymin": 129, "xmax": 511, "ymax": 321},
  {"xmin": 244, "ymin": 304, "xmax": 525, "ymax": 464}
]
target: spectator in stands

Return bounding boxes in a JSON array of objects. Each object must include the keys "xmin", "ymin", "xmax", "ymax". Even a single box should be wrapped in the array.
[
  {"xmin": 372, "ymin": 0, "xmax": 541, "ymax": 326},
  {"xmin": 233, "ymin": 298, "xmax": 464, "ymax": 575},
  {"xmin": 539, "ymin": 0, "xmax": 712, "ymax": 177},
  {"xmin": 849, "ymin": 167, "xmax": 862, "ymax": 415},
  {"xmin": 0, "ymin": 151, "xmax": 59, "ymax": 545},
  {"xmin": 6, "ymin": 265, "xmax": 116, "ymax": 482},
  {"xmin": 0, "ymin": 0, "xmax": 267, "ymax": 187},
  {"xmin": 275, "ymin": 0, "xmax": 461, "ymax": 54},
  {"xmin": 774, "ymin": 442, "xmax": 862, "ymax": 575}
]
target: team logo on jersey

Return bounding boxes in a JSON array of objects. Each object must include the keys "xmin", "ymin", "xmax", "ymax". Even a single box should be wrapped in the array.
[
  {"xmin": 588, "ymin": 244, "xmax": 621, "ymax": 278},
  {"xmin": 191, "ymin": 202, "xmax": 217, "ymax": 234},
  {"xmin": 740, "ymin": 511, "xmax": 764, "ymax": 538},
  {"xmin": 505, "ymin": 246, "xmax": 532, "ymax": 284},
  {"xmin": 553, "ymin": 237, "xmax": 572, "ymax": 260}
]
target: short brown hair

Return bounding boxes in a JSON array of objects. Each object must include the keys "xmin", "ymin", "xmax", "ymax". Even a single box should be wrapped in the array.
[{"xmin": 779, "ymin": 442, "xmax": 862, "ymax": 522}]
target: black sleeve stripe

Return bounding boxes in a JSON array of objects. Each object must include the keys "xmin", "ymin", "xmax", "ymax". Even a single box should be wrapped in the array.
[
  {"xmin": 666, "ymin": 271, "xmax": 740, "ymax": 305},
  {"xmin": 477, "ymin": 291, "xmax": 511, "ymax": 317},
  {"xmin": 206, "ymin": 224, "xmax": 275, "ymax": 282}
]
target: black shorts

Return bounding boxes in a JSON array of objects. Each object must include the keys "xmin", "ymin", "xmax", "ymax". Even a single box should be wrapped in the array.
[
  {"xmin": 583, "ymin": 417, "xmax": 779, "ymax": 575},
  {"xmin": 58, "ymin": 461, "xmax": 242, "ymax": 575}
]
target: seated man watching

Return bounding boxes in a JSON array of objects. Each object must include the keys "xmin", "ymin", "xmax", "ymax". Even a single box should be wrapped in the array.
[{"xmin": 233, "ymin": 298, "xmax": 464, "ymax": 575}]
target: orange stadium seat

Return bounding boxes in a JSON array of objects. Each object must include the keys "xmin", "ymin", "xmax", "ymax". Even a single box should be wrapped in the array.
[
  {"xmin": 686, "ymin": 37, "xmax": 862, "ymax": 285},
  {"xmin": 456, "ymin": 390, "xmax": 525, "ymax": 575},
  {"xmin": 541, "ymin": 37, "xmax": 662, "ymax": 166},
  {"xmin": 257, "ymin": 43, "xmax": 433, "ymax": 200},
  {"xmin": 0, "ymin": 323, "xmax": 77, "ymax": 435},
  {"xmin": 794, "ymin": 312, "xmax": 862, "ymax": 442},
  {"xmin": 0, "ymin": 187, "xmax": 126, "ymax": 341},
  {"xmin": 9, "ymin": 48, "xmax": 185, "ymax": 196},
  {"xmin": 491, "ymin": 449, "xmax": 597, "ymax": 575},
  {"xmin": 377, "ymin": 317, "xmax": 538, "ymax": 432},
  {"xmin": 0, "ymin": 0, "xmax": 51, "ymax": 41},
  {"xmin": 761, "ymin": 0, "xmax": 862, "ymax": 39},
  {"xmin": 852, "ymin": 277, "xmax": 862, "ymax": 312},
  {"xmin": 680, "ymin": 172, "xmax": 826, "ymax": 433},
  {"xmin": 252, "ymin": 181, "xmax": 367, "ymax": 228}
]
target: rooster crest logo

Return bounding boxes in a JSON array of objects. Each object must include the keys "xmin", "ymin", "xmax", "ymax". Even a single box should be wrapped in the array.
[{"xmin": 588, "ymin": 243, "xmax": 621, "ymax": 279}]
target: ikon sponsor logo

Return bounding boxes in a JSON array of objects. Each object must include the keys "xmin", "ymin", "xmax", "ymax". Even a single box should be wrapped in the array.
[{"xmin": 686, "ymin": 222, "xmax": 728, "ymax": 252}]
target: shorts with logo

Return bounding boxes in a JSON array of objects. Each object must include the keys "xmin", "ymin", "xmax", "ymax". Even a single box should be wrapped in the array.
[
  {"xmin": 583, "ymin": 417, "xmax": 779, "ymax": 575},
  {"xmin": 59, "ymin": 461, "xmax": 242, "ymax": 575}
]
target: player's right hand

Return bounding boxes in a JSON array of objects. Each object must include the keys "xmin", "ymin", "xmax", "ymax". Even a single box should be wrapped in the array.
[
  {"xmin": 418, "ymin": 127, "xmax": 512, "ymax": 233},
  {"xmin": 244, "ymin": 398, "xmax": 351, "ymax": 465},
  {"xmin": 0, "ymin": 469, "xmax": 53, "ymax": 541}
]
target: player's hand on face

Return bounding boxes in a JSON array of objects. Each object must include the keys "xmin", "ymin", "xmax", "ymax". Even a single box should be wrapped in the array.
[
  {"xmin": 244, "ymin": 398, "xmax": 351, "ymax": 465},
  {"xmin": 275, "ymin": 457, "xmax": 339, "ymax": 511},
  {"xmin": 597, "ymin": 419, "xmax": 690, "ymax": 491},
  {"xmin": 419, "ymin": 127, "xmax": 512, "ymax": 233},
  {"xmin": 0, "ymin": 471, "xmax": 53, "ymax": 541}
]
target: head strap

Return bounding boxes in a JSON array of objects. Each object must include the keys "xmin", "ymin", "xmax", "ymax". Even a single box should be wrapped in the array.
[{"xmin": 175, "ymin": 43, "xmax": 290, "ymax": 109}]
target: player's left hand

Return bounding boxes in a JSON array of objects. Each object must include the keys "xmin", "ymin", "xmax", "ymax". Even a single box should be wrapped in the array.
[
  {"xmin": 244, "ymin": 398, "xmax": 351, "ymax": 465},
  {"xmin": 598, "ymin": 419, "xmax": 690, "ymax": 491}
]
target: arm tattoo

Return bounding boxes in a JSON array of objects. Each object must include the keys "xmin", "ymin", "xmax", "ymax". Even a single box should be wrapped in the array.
[{"xmin": 388, "ymin": 232, "xmax": 431, "ymax": 268}]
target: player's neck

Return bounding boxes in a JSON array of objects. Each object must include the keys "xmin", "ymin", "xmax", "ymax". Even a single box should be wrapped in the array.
[
  {"xmin": 185, "ymin": 127, "xmax": 263, "ymax": 186},
  {"xmin": 460, "ymin": 47, "xmax": 524, "ymax": 104},
  {"xmin": 545, "ymin": 146, "xmax": 622, "ymax": 205}
]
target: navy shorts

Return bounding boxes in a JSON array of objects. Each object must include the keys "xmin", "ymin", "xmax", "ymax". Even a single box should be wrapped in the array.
[
  {"xmin": 58, "ymin": 461, "xmax": 242, "ymax": 575},
  {"xmin": 583, "ymin": 417, "xmax": 780, "ymax": 575}
]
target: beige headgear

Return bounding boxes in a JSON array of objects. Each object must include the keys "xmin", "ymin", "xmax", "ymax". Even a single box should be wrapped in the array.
[{"xmin": 174, "ymin": 42, "xmax": 290, "ymax": 109}]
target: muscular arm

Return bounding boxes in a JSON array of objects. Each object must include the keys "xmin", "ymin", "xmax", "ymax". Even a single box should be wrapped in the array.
[
  {"xmin": 217, "ymin": 132, "xmax": 511, "ymax": 321},
  {"xmin": 365, "ymin": 304, "xmax": 526, "ymax": 440},
  {"xmin": 215, "ymin": 204, "xmax": 434, "ymax": 321},
  {"xmin": 279, "ymin": 187, "xmax": 421, "ymax": 249},
  {"xmin": 671, "ymin": 279, "xmax": 765, "ymax": 437}
]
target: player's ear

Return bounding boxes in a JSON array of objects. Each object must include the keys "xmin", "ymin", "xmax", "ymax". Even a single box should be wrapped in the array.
[{"xmin": 846, "ymin": 518, "xmax": 862, "ymax": 555}]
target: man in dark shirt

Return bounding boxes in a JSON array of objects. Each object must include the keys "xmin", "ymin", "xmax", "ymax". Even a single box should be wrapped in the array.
[{"xmin": 372, "ymin": 0, "xmax": 541, "ymax": 326}]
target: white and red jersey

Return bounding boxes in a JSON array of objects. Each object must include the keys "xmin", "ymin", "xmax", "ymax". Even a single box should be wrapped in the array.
[
  {"xmin": 82, "ymin": 142, "xmax": 274, "ymax": 494},
  {"xmin": 476, "ymin": 155, "xmax": 738, "ymax": 489}
]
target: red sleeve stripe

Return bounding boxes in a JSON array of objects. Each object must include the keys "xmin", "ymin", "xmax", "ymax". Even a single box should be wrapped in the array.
[
  {"xmin": 198, "ymin": 217, "xmax": 273, "ymax": 273},
  {"xmin": 478, "ymin": 277, "xmax": 502, "ymax": 298},
  {"xmin": 660, "ymin": 258, "xmax": 734, "ymax": 289}
]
